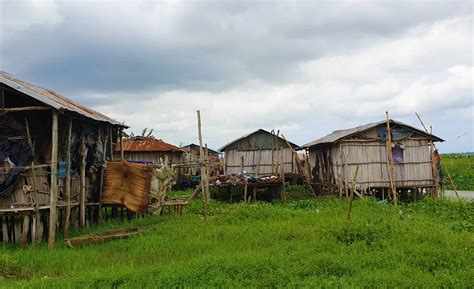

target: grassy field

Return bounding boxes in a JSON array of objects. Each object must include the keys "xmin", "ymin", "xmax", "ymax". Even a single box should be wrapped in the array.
[
  {"xmin": 442, "ymin": 154, "xmax": 474, "ymax": 191},
  {"xmin": 0, "ymin": 193, "xmax": 472, "ymax": 288}
]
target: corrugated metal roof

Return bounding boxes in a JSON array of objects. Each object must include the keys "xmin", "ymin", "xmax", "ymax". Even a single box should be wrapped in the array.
[
  {"xmin": 116, "ymin": 137, "xmax": 184, "ymax": 152},
  {"xmin": 0, "ymin": 71, "xmax": 126, "ymax": 127},
  {"xmin": 219, "ymin": 129, "xmax": 298, "ymax": 151},
  {"xmin": 300, "ymin": 119, "xmax": 444, "ymax": 148},
  {"xmin": 181, "ymin": 143, "xmax": 221, "ymax": 155}
]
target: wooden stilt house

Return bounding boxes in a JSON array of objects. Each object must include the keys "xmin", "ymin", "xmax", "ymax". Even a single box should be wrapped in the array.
[
  {"xmin": 0, "ymin": 71, "xmax": 126, "ymax": 247},
  {"xmin": 115, "ymin": 137, "xmax": 184, "ymax": 165},
  {"xmin": 300, "ymin": 119, "xmax": 443, "ymax": 199},
  {"xmin": 220, "ymin": 129, "xmax": 300, "ymax": 178},
  {"xmin": 181, "ymin": 143, "xmax": 221, "ymax": 176}
]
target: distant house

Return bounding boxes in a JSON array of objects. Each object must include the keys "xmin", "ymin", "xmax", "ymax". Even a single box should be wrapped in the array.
[
  {"xmin": 115, "ymin": 137, "xmax": 184, "ymax": 165},
  {"xmin": 180, "ymin": 143, "xmax": 221, "ymax": 176},
  {"xmin": 219, "ymin": 129, "xmax": 299, "ymax": 177},
  {"xmin": 300, "ymin": 119, "xmax": 443, "ymax": 198}
]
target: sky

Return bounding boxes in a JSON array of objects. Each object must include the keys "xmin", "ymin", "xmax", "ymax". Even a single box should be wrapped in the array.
[{"xmin": 0, "ymin": 0, "xmax": 472, "ymax": 152}]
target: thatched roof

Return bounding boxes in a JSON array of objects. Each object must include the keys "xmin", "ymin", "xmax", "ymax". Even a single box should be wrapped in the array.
[{"xmin": 301, "ymin": 119, "xmax": 443, "ymax": 148}]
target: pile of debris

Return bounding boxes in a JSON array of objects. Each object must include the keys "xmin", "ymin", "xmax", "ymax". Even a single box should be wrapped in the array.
[{"xmin": 210, "ymin": 173, "xmax": 282, "ymax": 186}]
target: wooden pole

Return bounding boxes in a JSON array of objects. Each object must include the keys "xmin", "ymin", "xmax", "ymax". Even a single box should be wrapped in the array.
[
  {"xmin": 197, "ymin": 111, "xmax": 209, "ymax": 219},
  {"xmin": 63, "ymin": 118, "xmax": 73, "ymax": 239},
  {"xmin": 385, "ymin": 112, "xmax": 398, "ymax": 206},
  {"xmin": 279, "ymin": 147, "xmax": 286, "ymax": 202},
  {"xmin": 0, "ymin": 83, "xmax": 4, "ymax": 111},
  {"xmin": 205, "ymin": 144, "xmax": 210, "ymax": 207},
  {"xmin": 281, "ymin": 134, "xmax": 317, "ymax": 197},
  {"xmin": 79, "ymin": 134, "xmax": 87, "ymax": 229},
  {"xmin": 429, "ymin": 126, "xmax": 441, "ymax": 198},
  {"xmin": 120, "ymin": 128, "xmax": 124, "ymax": 160},
  {"xmin": 24, "ymin": 117, "xmax": 40, "ymax": 243},
  {"xmin": 48, "ymin": 111, "xmax": 59, "ymax": 249},
  {"xmin": 347, "ymin": 165, "xmax": 360, "ymax": 220},
  {"xmin": 415, "ymin": 112, "xmax": 459, "ymax": 199}
]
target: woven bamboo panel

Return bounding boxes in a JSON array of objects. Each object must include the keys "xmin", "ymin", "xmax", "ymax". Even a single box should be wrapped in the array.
[{"xmin": 101, "ymin": 161, "xmax": 153, "ymax": 212}]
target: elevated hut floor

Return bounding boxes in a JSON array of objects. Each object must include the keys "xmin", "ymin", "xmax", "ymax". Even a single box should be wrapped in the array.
[
  {"xmin": 211, "ymin": 183, "xmax": 283, "ymax": 203},
  {"xmin": 312, "ymin": 183, "xmax": 437, "ymax": 202},
  {"xmin": 0, "ymin": 204, "xmax": 143, "ymax": 245}
]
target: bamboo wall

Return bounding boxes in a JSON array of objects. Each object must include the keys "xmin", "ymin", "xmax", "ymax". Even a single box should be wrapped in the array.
[
  {"xmin": 224, "ymin": 148, "xmax": 298, "ymax": 176},
  {"xmin": 308, "ymin": 138, "xmax": 434, "ymax": 191}
]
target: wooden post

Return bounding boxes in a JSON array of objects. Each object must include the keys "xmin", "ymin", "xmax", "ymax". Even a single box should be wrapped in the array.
[
  {"xmin": 281, "ymin": 134, "xmax": 316, "ymax": 197},
  {"xmin": 240, "ymin": 155, "xmax": 244, "ymax": 173},
  {"xmin": 205, "ymin": 144, "xmax": 210, "ymax": 206},
  {"xmin": 24, "ymin": 117, "xmax": 40, "ymax": 243},
  {"xmin": 48, "ymin": 111, "xmax": 59, "ymax": 249},
  {"xmin": 347, "ymin": 165, "xmax": 360, "ymax": 220},
  {"xmin": 385, "ymin": 111, "xmax": 398, "ymax": 206},
  {"xmin": 120, "ymin": 128, "xmax": 124, "ymax": 160},
  {"xmin": 429, "ymin": 126, "xmax": 441, "ymax": 198},
  {"xmin": 80, "ymin": 134, "xmax": 87, "ymax": 229},
  {"xmin": 197, "ymin": 111, "xmax": 209, "ymax": 219},
  {"xmin": 0, "ymin": 83, "xmax": 4, "ymax": 111},
  {"xmin": 279, "ymin": 148, "xmax": 286, "ymax": 202},
  {"xmin": 415, "ymin": 112, "xmax": 459, "ymax": 199},
  {"xmin": 63, "ymin": 118, "xmax": 73, "ymax": 239},
  {"xmin": 255, "ymin": 149, "xmax": 261, "ymax": 177}
]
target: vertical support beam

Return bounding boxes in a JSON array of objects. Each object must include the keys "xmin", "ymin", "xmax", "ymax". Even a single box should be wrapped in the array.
[
  {"xmin": 385, "ymin": 112, "xmax": 398, "ymax": 206},
  {"xmin": 240, "ymin": 155, "xmax": 244, "ymax": 173},
  {"xmin": 0, "ymin": 83, "xmax": 4, "ymax": 111},
  {"xmin": 120, "ymin": 128, "xmax": 124, "ymax": 160},
  {"xmin": 48, "ymin": 111, "xmax": 59, "ymax": 249},
  {"xmin": 197, "ymin": 110, "xmax": 209, "ymax": 219},
  {"xmin": 63, "ymin": 118, "xmax": 73, "ymax": 238},
  {"xmin": 80, "ymin": 134, "xmax": 87, "ymax": 229},
  {"xmin": 25, "ymin": 117, "xmax": 40, "ymax": 243},
  {"xmin": 429, "ymin": 126, "xmax": 441, "ymax": 198},
  {"xmin": 279, "ymin": 147, "xmax": 286, "ymax": 202}
]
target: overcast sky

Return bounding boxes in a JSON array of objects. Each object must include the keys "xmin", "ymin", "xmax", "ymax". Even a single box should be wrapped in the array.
[{"xmin": 1, "ymin": 0, "xmax": 472, "ymax": 152}]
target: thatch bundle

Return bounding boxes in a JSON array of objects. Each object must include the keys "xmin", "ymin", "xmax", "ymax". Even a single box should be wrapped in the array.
[{"xmin": 101, "ymin": 161, "xmax": 153, "ymax": 212}]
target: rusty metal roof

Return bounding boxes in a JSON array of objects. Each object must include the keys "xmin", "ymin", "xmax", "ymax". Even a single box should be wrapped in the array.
[
  {"xmin": 300, "ymin": 119, "xmax": 443, "ymax": 148},
  {"xmin": 219, "ymin": 129, "xmax": 298, "ymax": 151},
  {"xmin": 0, "ymin": 71, "xmax": 126, "ymax": 127},
  {"xmin": 116, "ymin": 137, "xmax": 184, "ymax": 152}
]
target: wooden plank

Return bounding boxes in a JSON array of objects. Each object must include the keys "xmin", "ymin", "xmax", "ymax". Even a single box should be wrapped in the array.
[
  {"xmin": 1, "ymin": 106, "xmax": 51, "ymax": 112},
  {"xmin": 48, "ymin": 111, "xmax": 59, "ymax": 249}
]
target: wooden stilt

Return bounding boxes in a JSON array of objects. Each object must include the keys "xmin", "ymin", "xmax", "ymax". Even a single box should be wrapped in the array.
[
  {"xmin": 197, "ymin": 111, "xmax": 209, "ymax": 219},
  {"xmin": 80, "ymin": 134, "xmax": 87, "ymax": 229},
  {"xmin": 385, "ymin": 112, "xmax": 398, "ymax": 207},
  {"xmin": 63, "ymin": 118, "xmax": 73, "ymax": 239},
  {"xmin": 48, "ymin": 111, "xmax": 59, "ymax": 249}
]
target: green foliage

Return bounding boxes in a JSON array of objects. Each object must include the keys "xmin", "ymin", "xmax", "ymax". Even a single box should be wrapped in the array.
[
  {"xmin": 442, "ymin": 154, "xmax": 474, "ymax": 190},
  {"xmin": 285, "ymin": 185, "xmax": 314, "ymax": 201},
  {"xmin": 0, "ymin": 198, "xmax": 473, "ymax": 288}
]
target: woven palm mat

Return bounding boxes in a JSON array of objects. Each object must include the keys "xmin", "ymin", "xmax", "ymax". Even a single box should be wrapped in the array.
[{"xmin": 101, "ymin": 161, "xmax": 153, "ymax": 212}]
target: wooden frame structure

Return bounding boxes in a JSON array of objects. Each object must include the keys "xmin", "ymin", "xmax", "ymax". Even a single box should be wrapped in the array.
[
  {"xmin": 300, "ymin": 119, "xmax": 444, "ymax": 201},
  {"xmin": 219, "ymin": 129, "xmax": 300, "ymax": 179},
  {"xmin": 0, "ymin": 71, "xmax": 126, "ymax": 248}
]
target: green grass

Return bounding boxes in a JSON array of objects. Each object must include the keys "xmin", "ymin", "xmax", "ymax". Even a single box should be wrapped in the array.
[
  {"xmin": 442, "ymin": 154, "xmax": 474, "ymax": 191},
  {"xmin": 0, "ymin": 195, "xmax": 473, "ymax": 288}
]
